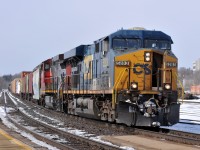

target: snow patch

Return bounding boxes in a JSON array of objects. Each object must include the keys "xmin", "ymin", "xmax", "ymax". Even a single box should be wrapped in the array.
[
  {"xmin": 0, "ymin": 106, "xmax": 60, "ymax": 150},
  {"xmin": 161, "ymin": 102, "xmax": 200, "ymax": 134},
  {"xmin": 7, "ymin": 91, "xmax": 27, "ymax": 106}
]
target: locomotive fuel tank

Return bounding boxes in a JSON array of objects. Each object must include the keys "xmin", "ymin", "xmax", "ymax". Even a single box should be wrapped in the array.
[
  {"xmin": 76, "ymin": 97, "xmax": 88, "ymax": 108},
  {"xmin": 75, "ymin": 97, "xmax": 101, "ymax": 119}
]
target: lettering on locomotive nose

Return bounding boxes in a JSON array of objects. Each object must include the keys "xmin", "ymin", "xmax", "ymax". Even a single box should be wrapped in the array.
[{"xmin": 133, "ymin": 63, "xmax": 151, "ymax": 75}]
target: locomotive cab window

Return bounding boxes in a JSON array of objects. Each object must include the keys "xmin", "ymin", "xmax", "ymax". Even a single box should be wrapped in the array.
[
  {"xmin": 84, "ymin": 45, "xmax": 95, "ymax": 56},
  {"xmin": 112, "ymin": 38, "xmax": 141, "ymax": 50},
  {"xmin": 145, "ymin": 40, "xmax": 171, "ymax": 50},
  {"xmin": 44, "ymin": 64, "xmax": 50, "ymax": 70},
  {"xmin": 102, "ymin": 39, "xmax": 109, "ymax": 52},
  {"xmin": 95, "ymin": 43, "xmax": 99, "ymax": 53}
]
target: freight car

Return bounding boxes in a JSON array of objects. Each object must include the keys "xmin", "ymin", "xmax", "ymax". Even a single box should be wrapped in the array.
[
  {"xmin": 191, "ymin": 85, "xmax": 200, "ymax": 95},
  {"xmin": 9, "ymin": 78, "xmax": 21, "ymax": 94},
  {"xmin": 14, "ymin": 28, "xmax": 180, "ymax": 127},
  {"xmin": 20, "ymin": 71, "xmax": 32, "ymax": 101}
]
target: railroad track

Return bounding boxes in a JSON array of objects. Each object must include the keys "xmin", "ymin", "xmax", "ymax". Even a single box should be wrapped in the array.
[
  {"xmin": 6, "ymin": 114, "xmax": 77, "ymax": 150},
  {"xmin": 7, "ymin": 110, "xmax": 121, "ymax": 150},
  {"xmin": 8, "ymin": 93, "xmax": 131, "ymax": 136},
  {"xmin": 4, "ymin": 92, "xmax": 125, "ymax": 150},
  {"xmin": 5, "ymin": 91, "xmax": 200, "ymax": 148}
]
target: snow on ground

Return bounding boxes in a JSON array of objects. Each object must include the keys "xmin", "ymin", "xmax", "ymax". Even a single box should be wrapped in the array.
[
  {"xmin": 7, "ymin": 91, "xmax": 27, "ymax": 107},
  {"xmin": 180, "ymin": 101, "xmax": 200, "ymax": 121},
  {"xmin": 4, "ymin": 92, "xmax": 7, "ymax": 104},
  {"xmin": 161, "ymin": 99, "xmax": 200, "ymax": 134},
  {"xmin": 20, "ymin": 107, "xmax": 135, "ymax": 149},
  {"xmin": 162, "ymin": 123, "xmax": 200, "ymax": 134},
  {"xmin": 33, "ymin": 110, "xmax": 64, "ymax": 125},
  {"xmin": 0, "ymin": 106, "xmax": 60, "ymax": 150},
  {"xmin": 180, "ymin": 99, "xmax": 200, "ymax": 103},
  {"xmin": 6, "ymin": 92, "xmax": 18, "ymax": 106}
]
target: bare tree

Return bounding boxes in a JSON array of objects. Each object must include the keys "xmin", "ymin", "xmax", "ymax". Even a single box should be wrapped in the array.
[
  {"xmin": 193, "ymin": 70, "xmax": 200, "ymax": 85},
  {"xmin": 0, "ymin": 77, "xmax": 8, "ymax": 90},
  {"xmin": 178, "ymin": 67, "xmax": 193, "ymax": 90},
  {"xmin": 0, "ymin": 73, "xmax": 20, "ymax": 90}
]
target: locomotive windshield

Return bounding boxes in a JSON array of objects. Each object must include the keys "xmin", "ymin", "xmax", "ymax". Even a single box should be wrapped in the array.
[
  {"xmin": 145, "ymin": 40, "xmax": 171, "ymax": 50},
  {"xmin": 113, "ymin": 38, "xmax": 141, "ymax": 50},
  {"xmin": 44, "ymin": 64, "xmax": 50, "ymax": 70}
]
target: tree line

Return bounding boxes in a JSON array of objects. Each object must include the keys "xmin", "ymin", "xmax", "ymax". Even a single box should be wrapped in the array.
[
  {"xmin": 0, "ymin": 73, "xmax": 20, "ymax": 90},
  {"xmin": 178, "ymin": 67, "xmax": 200, "ymax": 91}
]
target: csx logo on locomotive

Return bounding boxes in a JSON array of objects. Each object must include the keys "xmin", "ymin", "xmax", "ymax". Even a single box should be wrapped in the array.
[{"xmin": 133, "ymin": 63, "xmax": 151, "ymax": 75}]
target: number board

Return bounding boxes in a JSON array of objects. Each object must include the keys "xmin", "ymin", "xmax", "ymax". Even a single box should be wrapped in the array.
[
  {"xmin": 166, "ymin": 62, "xmax": 177, "ymax": 67},
  {"xmin": 115, "ymin": 61, "xmax": 130, "ymax": 66}
]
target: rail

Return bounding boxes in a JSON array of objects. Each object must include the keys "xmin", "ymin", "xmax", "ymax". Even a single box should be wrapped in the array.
[{"xmin": 6, "ymin": 114, "xmax": 78, "ymax": 150}]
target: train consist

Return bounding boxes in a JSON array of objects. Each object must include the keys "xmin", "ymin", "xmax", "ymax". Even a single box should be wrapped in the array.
[{"xmin": 10, "ymin": 28, "xmax": 180, "ymax": 127}]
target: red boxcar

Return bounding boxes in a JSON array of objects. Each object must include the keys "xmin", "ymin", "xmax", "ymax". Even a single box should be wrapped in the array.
[
  {"xmin": 10, "ymin": 78, "xmax": 21, "ymax": 94},
  {"xmin": 28, "ymin": 73, "xmax": 33, "ymax": 93},
  {"xmin": 21, "ymin": 75, "xmax": 26, "ymax": 94}
]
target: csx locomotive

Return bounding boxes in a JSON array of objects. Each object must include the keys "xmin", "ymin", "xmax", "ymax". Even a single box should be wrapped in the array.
[{"xmin": 12, "ymin": 28, "xmax": 180, "ymax": 127}]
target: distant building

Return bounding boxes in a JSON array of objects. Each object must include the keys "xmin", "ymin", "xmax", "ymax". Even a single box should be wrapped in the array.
[{"xmin": 193, "ymin": 58, "xmax": 200, "ymax": 71}]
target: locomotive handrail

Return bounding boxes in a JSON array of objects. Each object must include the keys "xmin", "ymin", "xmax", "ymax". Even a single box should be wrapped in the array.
[
  {"xmin": 113, "ymin": 68, "xmax": 129, "ymax": 89},
  {"xmin": 112, "ymin": 68, "xmax": 128, "ymax": 108},
  {"xmin": 173, "ymin": 71, "xmax": 184, "ymax": 102}
]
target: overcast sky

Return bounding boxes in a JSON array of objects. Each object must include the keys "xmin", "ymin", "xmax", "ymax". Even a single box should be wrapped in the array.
[{"xmin": 0, "ymin": 0, "xmax": 199, "ymax": 75}]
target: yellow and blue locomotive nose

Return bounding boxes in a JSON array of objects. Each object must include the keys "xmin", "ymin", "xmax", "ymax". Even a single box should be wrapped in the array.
[{"xmin": 114, "ymin": 48, "xmax": 179, "ymax": 126}]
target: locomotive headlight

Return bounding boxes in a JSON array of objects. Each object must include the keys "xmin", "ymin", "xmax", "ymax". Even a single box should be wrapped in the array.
[
  {"xmin": 164, "ymin": 83, "xmax": 171, "ymax": 90},
  {"xmin": 145, "ymin": 56, "xmax": 151, "ymax": 61},
  {"xmin": 145, "ymin": 52, "xmax": 150, "ymax": 57},
  {"xmin": 144, "ymin": 52, "xmax": 151, "ymax": 62},
  {"xmin": 131, "ymin": 82, "xmax": 138, "ymax": 90},
  {"xmin": 132, "ymin": 83, "xmax": 137, "ymax": 89}
]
